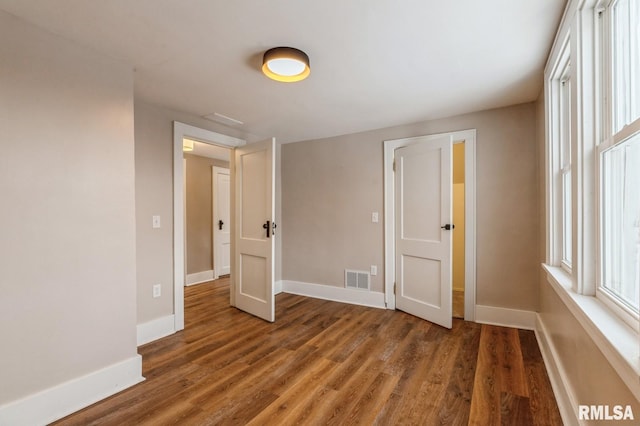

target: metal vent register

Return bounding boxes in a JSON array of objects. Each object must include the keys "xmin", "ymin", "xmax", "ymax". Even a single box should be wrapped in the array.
[{"xmin": 345, "ymin": 269, "xmax": 370, "ymax": 290}]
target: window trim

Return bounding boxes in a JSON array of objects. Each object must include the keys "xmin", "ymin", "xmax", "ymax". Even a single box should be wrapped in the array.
[
  {"xmin": 596, "ymin": 122, "xmax": 640, "ymax": 322},
  {"xmin": 560, "ymin": 70, "xmax": 572, "ymax": 273},
  {"xmin": 546, "ymin": 34, "xmax": 574, "ymax": 280}
]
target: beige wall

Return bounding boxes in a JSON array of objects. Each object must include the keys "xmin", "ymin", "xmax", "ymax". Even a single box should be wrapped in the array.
[
  {"xmin": 0, "ymin": 11, "xmax": 137, "ymax": 403},
  {"xmin": 185, "ymin": 154, "xmax": 229, "ymax": 274},
  {"xmin": 537, "ymin": 91, "xmax": 546, "ymax": 269},
  {"xmin": 282, "ymin": 133, "xmax": 384, "ymax": 290},
  {"xmin": 282, "ymin": 102, "xmax": 539, "ymax": 311},
  {"xmin": 134, "ymin": 101, "xmax": 252, "ymax": 324}
]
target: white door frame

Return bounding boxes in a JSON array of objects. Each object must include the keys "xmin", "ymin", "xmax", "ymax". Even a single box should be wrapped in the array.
[
  {"xmin": 173, "ymin": 121, "xmax": 245, "ymax": 331},
  {"xmin": 384, "ymin": 129, "xmax": 477, "ymax": 321},
  {"xmin": 212, "ymin": 165, "xmax": 230, "ymax": 280}
]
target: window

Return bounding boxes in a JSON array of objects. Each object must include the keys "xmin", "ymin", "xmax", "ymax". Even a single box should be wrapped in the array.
[
  {"xmin": 547, "ymin": 38, "xmax": 573, "ymax": 275},
  {"xmin": 597, "ymin": 0, "xmax": 640, "ymax": 322},
  {"xmin": 600, "ymin": 134, "xmax": 640, "ymax": 313},
  {"xmin": 544, "ymin": 0, "xmax": 640, "ymax": 398},
  {"xmin": 611, "ymin": 0, "xmax": 640, "ymax": 132}
]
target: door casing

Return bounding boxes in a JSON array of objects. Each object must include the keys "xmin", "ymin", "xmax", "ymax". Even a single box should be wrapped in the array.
[{"xmin": 383, "ymin": 129, "xmax": 477, "ymax": 321}]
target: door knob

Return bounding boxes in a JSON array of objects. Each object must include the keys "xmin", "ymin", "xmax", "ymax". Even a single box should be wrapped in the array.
[
  {"xmin": 441, "ymin": 224, "xmax": 455, "ymax": 230},
  {"xmin": 263, "ymin": 220, "xmax": 271, "ymax": 238},
  {"xmin": 218, "ymin": 220, "xmax": 224, "ymax": 230}
]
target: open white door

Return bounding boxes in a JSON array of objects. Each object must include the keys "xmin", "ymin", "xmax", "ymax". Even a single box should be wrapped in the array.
[
  {"xmin": 234, "ymin": 138, "xmax": 276, "ymax": 322},
  {"xmin": 213, "ymin": 166, "xmax": 231, "ymax": 278},
  {"xmin": 395, "ymin": 136, "xmax": 453, "ymax": 328}
]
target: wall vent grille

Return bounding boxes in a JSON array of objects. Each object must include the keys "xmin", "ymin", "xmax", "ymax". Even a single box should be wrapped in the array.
[{"xmin": 345, "ymin": 269, "xmax": 371, "ymax": 291}]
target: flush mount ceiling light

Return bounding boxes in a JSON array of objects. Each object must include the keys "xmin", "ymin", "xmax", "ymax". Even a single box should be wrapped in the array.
[
  {"xmin": 262, "ymin": 47, "xmax": 310, "ymax": 82},
  {"xmin": 183, "ymin": 139, "xmax": 194, "ymax": 152}
]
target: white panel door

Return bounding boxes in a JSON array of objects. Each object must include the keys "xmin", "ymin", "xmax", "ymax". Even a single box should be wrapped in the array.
[
  {"xmin": 213, "ymin": 166, "xmax": 231, "ymax": 278},
  {"xmin": 234, "ymin": 138, "xmax": 275, "ymax": 322},
  {"xmin": 395, "ymin": 136, "xmax": 453, "ymax": 328}
]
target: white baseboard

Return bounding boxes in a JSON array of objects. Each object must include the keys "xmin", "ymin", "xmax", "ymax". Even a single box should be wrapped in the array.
[
  {"xmin": 0, "ymin": 355, "xmax": 144, "ymax": 426},
  {"xmin": 275, "ymin": 280, "xmax": 283, "ymax": 295},
  {"xmin": 475, "ymin": 304, "xmax": 536, "ymax": 330},
  {"xmin": 281, "ymin": 280, "xmax": 386, "ymax": 309},
  {"xmin": 186, "ymin": 270, "xmax": 214, "ymax": 286},
  {"xmin": 137, "ymin": 315, "xmax": 176, "ymax": 346},
  {"xmin": 535, "ymin": 315, "xmax": 579, "ymax": 426}
]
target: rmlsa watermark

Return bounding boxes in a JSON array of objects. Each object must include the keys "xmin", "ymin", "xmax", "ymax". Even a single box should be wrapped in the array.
[{"xmin": 579, "ymin": 405, "xmax": 634, "ymax": 421}]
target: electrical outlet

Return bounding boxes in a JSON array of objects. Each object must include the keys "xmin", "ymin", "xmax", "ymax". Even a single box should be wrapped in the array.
[
  {"xmin": 370, "ymin": 265, "xmax": 377, "ymax": 276},
  {"xmin": 153, "ymin": 284, "xmax": 161, "ymax": 298}
]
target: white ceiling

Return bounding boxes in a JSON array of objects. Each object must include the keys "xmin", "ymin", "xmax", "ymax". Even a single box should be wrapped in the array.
[{"xmin": 0, "ymin": 0, "xmax": 566, "ymax": 143}]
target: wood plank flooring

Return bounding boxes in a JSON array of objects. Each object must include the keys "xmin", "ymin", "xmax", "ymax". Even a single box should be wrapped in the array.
[{"xmin": 54, "ymin": 278, "xmax": 562, "ymax": 425}]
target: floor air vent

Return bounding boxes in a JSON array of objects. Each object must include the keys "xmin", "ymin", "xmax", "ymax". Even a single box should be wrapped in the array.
[{"xmin": 345, "ymin": 269, "xmax": 371, "ymax": 290}]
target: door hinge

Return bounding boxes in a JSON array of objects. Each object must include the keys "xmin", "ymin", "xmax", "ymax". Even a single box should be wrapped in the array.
[
  {"xmin": 393, "ymin": 282, "xmax": 396, "ymax": 295},
  {"xmin": 392, "ymin": 159, "xmax": 396, "ymax": 172}
]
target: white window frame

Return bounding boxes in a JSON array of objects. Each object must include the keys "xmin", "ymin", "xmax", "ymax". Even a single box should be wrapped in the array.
[
  {"xmin": 595, "ymin": 0, "xmax": 640, "ymax": 329},
  {"xmin": 546, "ymin": 35, "xmax": 574, "ymax": 279}
]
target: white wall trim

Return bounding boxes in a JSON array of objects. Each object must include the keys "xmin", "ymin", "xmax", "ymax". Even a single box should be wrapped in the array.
[
  {"xmin": 475, "ymin": 305, "xmax": 536, "ymax": 330},
  {"xmin": 275, "ymin": 280, "xmax": 283, "ymax": 295},
  {"xmin": 384, "ymin": 129, "xmax": 477, "ymax": 321},
  {"xmin": 535, "ymin": 315, "xmax": 580, "ymax": 426},
  {"xmin": 0, "ymin": 356, "xmax": 144, "ymax": 426},
  {"xmin": 281, "ymin": 280, "xmax": 386, "ymax": 309},
  {"xmin": 137, "ymin": 315, "xmax": 176, "ymax": 346},
  {"xmin": 186, "ymin": 270, "xmax": 215, "ymax": 286},
  {"xmin": 173, "ymin": 121, "xmax": 245, "ymax": 332}
]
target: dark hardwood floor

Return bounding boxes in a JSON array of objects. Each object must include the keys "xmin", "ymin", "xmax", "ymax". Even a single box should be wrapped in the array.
[{"xmin": 54, "ymin": 278, "xmax": 562, "ymax": 425}]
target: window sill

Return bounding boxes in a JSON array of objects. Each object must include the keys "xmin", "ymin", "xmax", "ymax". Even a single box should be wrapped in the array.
[{"xmin": 542, "ymin": 264, "xmax": 640, "ymax": 401}]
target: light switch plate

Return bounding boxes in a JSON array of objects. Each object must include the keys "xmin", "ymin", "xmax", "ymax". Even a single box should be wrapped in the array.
[
  {"xmin": 153, "ymin": 284, "xmax": 161, "ymax": 298},
  {"xmin": 372, "ymin": 212, "xmax": 379, "ymax": 223},
  {"xmin": 371, "ymin": 265, "xmax": 377, "ymax": 276},
  {"xmin": 152, "ymin": 215, "xmax": 161, "ymax": 228}
]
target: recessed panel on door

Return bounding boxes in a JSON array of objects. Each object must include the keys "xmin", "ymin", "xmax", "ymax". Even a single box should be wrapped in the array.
[
  {"xmin": 400, "ymin": 150, "xmax": 442, "ymax": 243},
  {"xmin": 401, "ymin": 255, "xmax": 441, "ymax": 308},
  {"xmin": 240, "ymin": 150, "xmax": 267, "ymax": 241},
  {"xmin": 240, "ymin": 253, "xmax": 267, "ymax": 302}
]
